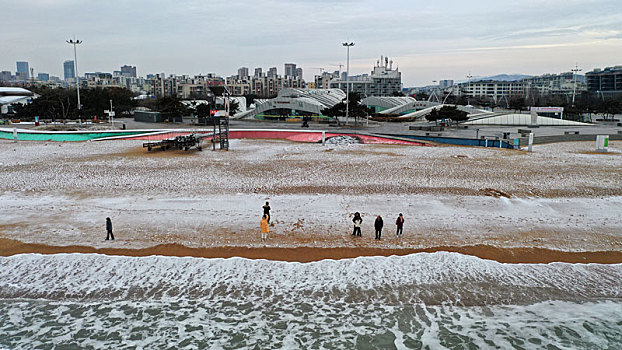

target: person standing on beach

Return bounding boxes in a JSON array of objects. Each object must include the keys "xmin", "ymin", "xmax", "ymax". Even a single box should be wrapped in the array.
[
  {"xmin": 263, "ymin": 201, "xmax": 271, "ymax": 223},
  {"xmin": 374, "ymin": 215, "xmax": 384, "ymax": 240},
  {"xmin": 105, "ymin": 217, "xmax": 115, "ymax": 241},
  {"xmin": 260, "ymin": 214, "xmax": 270, "ymax": 242},
  {"xmin": 396, "ymin": 213, "xmax": 404, "ymax": 237},
  {"xmin": 352, "ymin": 212, "xmax": 362, "ymax": 236}
]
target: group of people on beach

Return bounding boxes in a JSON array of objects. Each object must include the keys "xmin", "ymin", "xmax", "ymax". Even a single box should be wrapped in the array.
[
  {"xmin": 104, "ymin": 201, "xmax": 405, "ymax": 242},
  {"xmin": 258, "ymin": 202, "xmax": 405, "ymax": 241},
  {"xmin": 260, "ymin": 201, "xmax": 271, "ymax": 242},
  {"xmin": 352, "ymin": 212, "xmax": 404, "ymax": 240}
]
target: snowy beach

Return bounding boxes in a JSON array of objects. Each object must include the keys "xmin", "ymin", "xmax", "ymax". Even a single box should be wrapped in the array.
[{"xmin": 0, "ymin": 138, "xmax": 621, "ymax": 255}]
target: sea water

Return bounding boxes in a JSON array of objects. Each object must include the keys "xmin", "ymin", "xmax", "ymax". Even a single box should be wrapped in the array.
[{"xmin": 0, "ymin": 252, "xmax": 620, "ymax": 349}]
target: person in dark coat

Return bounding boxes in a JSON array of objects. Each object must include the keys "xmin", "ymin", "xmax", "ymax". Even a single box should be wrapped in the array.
[
  {"xmin": 105, "ymin": 217, "xmax": 115, "ymax": 240},
  {"xmin": 263, "ymin": 201, "xmax": 271, "ymax": 223},
  {"xmin": 374, "ymin": 215, "xmax": 384, "ymax": 240},
  {"xmin": 352, "ymin": 212, "xmax": 362, "ymax": 236},
  {"xmin": 396, "ymin": 213, "xmax": 404, "ymax": 237}
]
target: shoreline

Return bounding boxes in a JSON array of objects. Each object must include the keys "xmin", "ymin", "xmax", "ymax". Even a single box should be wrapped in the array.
[{"xmin": 1, "ymin": 238, "xmax": 620, "ymax": 264}]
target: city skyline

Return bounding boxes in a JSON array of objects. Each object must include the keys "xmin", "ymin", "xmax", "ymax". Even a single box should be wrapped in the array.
[{"xmin": 2, "ymin": 0, "xmax": 621, "ymax": 86}]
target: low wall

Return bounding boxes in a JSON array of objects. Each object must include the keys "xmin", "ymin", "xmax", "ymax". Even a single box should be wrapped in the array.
[
  {"xmin": 383, "ymin": 134, "xmax": 512, "ymax": 148},
  {"xmin": 134, "ymin": 111, "xmax": 164, "ymax": 123},
  {"xmin": 0, "ymin": 128, "xmax": 150, "ymax": 142},
  {"xmin": 0, "ymin": 128, "xmax": 429, "ymax": 146}
]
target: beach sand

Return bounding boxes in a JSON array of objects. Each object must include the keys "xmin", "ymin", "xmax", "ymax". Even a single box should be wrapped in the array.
[
  {"xmin": 1, "ymin": 237, "xmax": 621, "ymax": 263},
  {"xmin": 1, "ymin": 138, "xmax": 620, "ymax": 263}
]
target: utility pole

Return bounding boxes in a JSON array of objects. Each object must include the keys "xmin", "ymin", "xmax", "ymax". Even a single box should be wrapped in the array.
[
  {"xmin": 571, "ymin": 64, "xmax": 582, "ymax": 106},
  {"xmin": 66, "ymin": 38, "xmax": 82, "ymax": 114},
  {"xmin": 342, "ymin": 41, "xmax": 355, "ymax": 126}
]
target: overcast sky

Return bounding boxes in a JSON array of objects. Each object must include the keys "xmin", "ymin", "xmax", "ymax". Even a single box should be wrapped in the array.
[{"xmin": 2, "ymin": 0, "xmax": 621, "ymax": 86}]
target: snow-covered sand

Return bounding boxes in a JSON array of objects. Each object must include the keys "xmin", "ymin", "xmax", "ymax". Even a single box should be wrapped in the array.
[{"xmin": 0, "ymin": 138, "xmax": 620, "ymax": 252}]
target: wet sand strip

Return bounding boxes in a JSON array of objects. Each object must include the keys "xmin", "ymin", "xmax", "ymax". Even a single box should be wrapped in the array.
[{"xmin": 0, "ymin": 238, "xmax": 620, "ymax": 264}]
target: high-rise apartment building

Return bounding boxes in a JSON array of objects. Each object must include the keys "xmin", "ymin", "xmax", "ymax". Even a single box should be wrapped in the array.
[
  {"xmin": 237, "ymin": 67, "xmax": 249, "ymax": 79},
  {"xmin": 267, "ymin": 67, "xmax": 277, "ymax": 78},
  {"xmin": 284, "ymin": 63, "xmax": 296, "ymax": 78},
  {"xmin": 522, "ymin": 72, "xmax": 585, "ymax": 95},
  {"xmin": 459, "ymin": 80, "xmax": 526, "ymax": 99},
  {"xmin": 16, "ymin": 61, "xmax": 29, "ymax": 77},
  {"xmin": 37, "ymin": 73, "xmax": 50, "ymax": 81},
  {"xmin": 439, "ymin": 80, "xmax": 454, "ymax": 88},
  {"xmin": 64, "ymin": 60, "xmax": 75, "ymax": 80},
  {"xmin": 254, "ymin": 68, "xmax": 263, "ymax": 77},
  {"xmin": 121, "ymin": 65, "xmax": 137, "ymax": 77},
  {"xmin": 15, "ymin": 61, "xmax": 29, "ymax": 80},
  {"xmin": 586, "ymin": 66, "xmax": 622, "ymax": 94},
  {"xmin": 329, "ymin": 56, "xmax": 402, "ymax": 97},
  {"xmin": 295, "ymin": 68, "xmax": 303, "ymax": 79},
  {"xmin": 0, "ymin": 71, "xmax": 12, "ymax": 81}
]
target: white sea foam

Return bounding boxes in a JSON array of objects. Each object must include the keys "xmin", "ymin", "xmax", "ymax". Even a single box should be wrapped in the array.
[
  {"xmin": 1, "ymin": 253, "xmax": 621, "ymax": 349},
  {"xmin": 0, "ymin": 252, "xmax": 620, "ymax": 304}
]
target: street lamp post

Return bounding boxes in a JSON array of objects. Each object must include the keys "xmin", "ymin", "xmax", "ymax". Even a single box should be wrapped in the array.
[
  {"xmin": 66, "ymin": 38, "xmax": 82, "ymax": 114},
  {"xmin": 466, "ymin": 73, "xmax": 473, "ymax": 106},
  {"xmin": 342, "ymin": 41, "xmax": 354, "ymax": 126},
  {"xmin": 571, "ymin": 64, "xmax": 582, "ymax": 106}
]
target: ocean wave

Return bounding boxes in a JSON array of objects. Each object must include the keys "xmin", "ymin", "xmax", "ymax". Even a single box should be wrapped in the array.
[
  {"xmin": 1, "ymin": 252, "xmax": 620, "ymax": 305},
  {"xmin": 1, "ymin": 299, "xmax": 620, "ymax": 349}
]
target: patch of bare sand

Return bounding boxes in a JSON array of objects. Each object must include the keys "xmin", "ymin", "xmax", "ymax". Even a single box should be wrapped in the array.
[
  {"xmin": 88, "ymin": 145, "xmax": 206, "ymax": 159},
  {"xmin": 578, "ymin": 151, "xmax": 621, "ymax": 156},
  {"xmin": 1, "ymin": 237, "xmax": 620, "ymax": 264}
]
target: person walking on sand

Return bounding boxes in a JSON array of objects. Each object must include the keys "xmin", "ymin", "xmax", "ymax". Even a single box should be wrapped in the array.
[
  {"xmin": 105, "ymin": 217, "xmax": 115, "ymax": 241},
  {"xmin": 374, "ymin": 215, "xmax": 384, "ymax": 240},
  {"xmin": 260, "ymin": 214, "xmax": 270, "ymax": 242},
  {"xmin": 263, "ymin": 201, "xmax": 271, "ymax": 223},
  {"xmin": 352, "ymin": 212, "xmax": 362, "ymax": 237},
  {"xmin": 396, "ymin": 213, "xmax": 404, "ymax": 237}
]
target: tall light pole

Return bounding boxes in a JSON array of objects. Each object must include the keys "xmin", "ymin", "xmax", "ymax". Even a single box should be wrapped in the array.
[
  {"xmin": 342, "ymin": 41, "xmax": 354, "ymax": 126},
  {"xmin": 66, "ymin": 38, "xmax": 82, "ymax": 112},
  {"xmin": 571, "ymin": 64, "xmax": 582, "ymax": 106},
  {"xmin": 466, "ymin": 73, "xmax": 473, "ymax": 106}
]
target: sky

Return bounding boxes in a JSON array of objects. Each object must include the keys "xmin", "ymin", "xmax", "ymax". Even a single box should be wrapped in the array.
[{"xmin": 2, "ymin": 0, "xmax": 622, "ymax": 86}]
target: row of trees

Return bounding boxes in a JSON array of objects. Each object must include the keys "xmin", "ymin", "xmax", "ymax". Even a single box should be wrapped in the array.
[
  {"xmin": 320, "ymin": 92, "xmax": 373, "ymax": 126},
  {"xmin": 13, "ymin": 87, "xmax": 136, "ymax": 121},
  {"xmin": 13, "ymin": 85, "xmax": 621, "ymax": 124},
  {"xmin": 414, "ymin": 90, "xmax": 622, "ymax": 122},
  {"xmin": 137, "ymin": 96, "xmax": 240, "ymax": 119},
  {"xmin": 425, "ymin": 106, "xmax": 469, "ymax": 125},
  {"xmin": 12, "ymin": 86, "xmax": 241, "ymax": 121}
]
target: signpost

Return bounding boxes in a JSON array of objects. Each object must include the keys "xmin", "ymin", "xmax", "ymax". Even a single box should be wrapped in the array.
[
  {"xmin": 104, "ymin": 109, "xmax": 115, "ymax": 126},
  {"xmin": 596, "ymin": 135, "xmax": 609, "ymax": 152},
  {"xmin": 530, "ymin": 106, "xmax": 564, "ymax": 120},
  {"xmin": 104, "ymin": 100, "xmax": 115, "ymax": 127}
]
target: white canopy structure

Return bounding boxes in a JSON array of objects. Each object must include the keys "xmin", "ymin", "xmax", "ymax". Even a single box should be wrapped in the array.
[
  {"xmin": 463, "ymin": 114, "xmax": 590, "ymax": 126},
  {"xmin": 233, "ymin": 88, "xmax": 346, "ymax": 119},
  {"xmin": 0, "ymin": 87, "xmax": 35, "ymax": 114},
  {"xmin": 0, "ymin": 87, "xmax": 34, "ymax": 105}
]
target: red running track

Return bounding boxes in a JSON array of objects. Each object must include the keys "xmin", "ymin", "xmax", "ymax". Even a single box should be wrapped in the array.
[{"xmin": 113, "ymin": 129, "xmax": 428, "ymax": 146}]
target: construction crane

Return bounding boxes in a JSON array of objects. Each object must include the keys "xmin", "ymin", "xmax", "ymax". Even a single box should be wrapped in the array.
[
  {"xmin": 311, "ymin": 67, "xmax": 325, "ymax": 74},
  {"xmin": 330, "ymin": 64, "xmax": 344, "ymax": 73}
]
